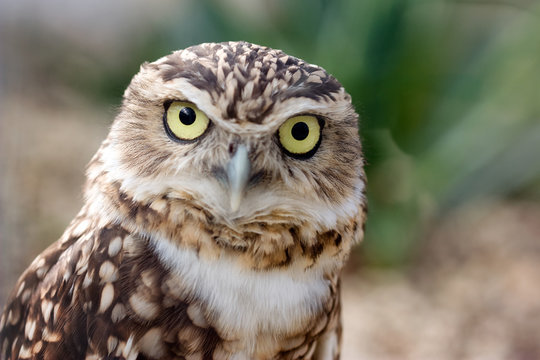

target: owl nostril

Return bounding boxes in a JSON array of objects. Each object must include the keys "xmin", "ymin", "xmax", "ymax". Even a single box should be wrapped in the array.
[{"xmin": 228, "ymin": 143, "xmax": 237, "ymax": 155}]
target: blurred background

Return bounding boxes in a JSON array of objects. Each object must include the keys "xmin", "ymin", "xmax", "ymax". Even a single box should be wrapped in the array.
[{"xmin": 1, "ymin": 0, "xmax": 540, "ymax": 358}]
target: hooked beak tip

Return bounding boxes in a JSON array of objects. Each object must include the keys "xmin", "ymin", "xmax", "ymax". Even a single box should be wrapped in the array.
[{"xmin": 230, "ymin": 194, "xmax": 242, "ymax": 212}]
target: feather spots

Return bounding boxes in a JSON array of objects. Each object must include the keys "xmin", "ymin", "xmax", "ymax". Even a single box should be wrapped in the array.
[
  {"xmin": 176, "ymin": 325, "xmax": 207, "ymax": 354},
  {"xmin": 124, "ymin": 267, "xmax": 162, "ymax": 321},
  {"xmin": 52, "ymin": 304, "xmax": 60, "ymax": 324},
  {"xmin": 20, "ymin": 289, "xmax": 32, "ymax": 304},
  {"xmin": 7, "ymin": 304, "xmax": 21, "ymax": 326},
  {"xmin": 32, "ymin": 341, "xmax": 43, "ymax": 355},
  {"xmin": 35, "ymin": 261, "xmax": 49, "ymax": 280},
  {"xmin": 111, "ymin": 303, "xmax": 126, "ymax": 323},
  {"xmin": 16, "ymin": 281, "xmax": 26, "ymax": 298},
  {"xmin": 107, "ymin": 336, "xmax": 118, "ymax": 354},
  {"xmin": 107, "ymin": 236, "xmax": 123, "ymax": 257},
  {"xmin": 128, "ymin": 292, "xmax": 159, "ymax": 321},
  {"xmin": 82, "ymin": 272, "xmax": 93, "ymax": 289},
  {"xmin": 120, "ymin": 335, "xmax": 138, "ymax": 360},
  {"xmin": 17, "ymin": 344, "xmax": 32, "ymax": 359},
  {"xmin": 24, "ymin": 320, "xmax": 37, "ymax": 341},
  {"xmin": 137, "ymin": 328, "xmax": 165, "ymax": 358},
  {"xmin": 98, "ymin": 283, "xmax": 115, "ymax": 314},
  {"xmin": 41, "ymin": 327, "xmax": 61, "ymax": 342},
  {"xmin": 99, "ymin": 261, "xmax": 118, "ymax": 283}
]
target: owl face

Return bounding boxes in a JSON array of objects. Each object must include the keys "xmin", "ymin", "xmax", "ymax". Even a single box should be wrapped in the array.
[{"xmin": 98, "ymin": 42, "xmax": 364, "ymax": 232}]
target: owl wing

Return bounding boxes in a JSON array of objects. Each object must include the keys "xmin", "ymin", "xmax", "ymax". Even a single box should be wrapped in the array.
[
  {"xmin": 0, "ymin": 220, "xmax": 223, "ymax": 360},
  {"xmin": 0, "ymin": 217, "xmax": 93, "ymax": 360}
]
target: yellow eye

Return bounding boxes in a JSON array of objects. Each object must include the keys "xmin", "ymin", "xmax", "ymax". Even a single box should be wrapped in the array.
[
  {"xmin": 164, "ymin": 101, "xmax": 210, "ymax": 141},
  {"xmin": 278, "ymin": 115, "xmax": 323, "ymax": 158}
]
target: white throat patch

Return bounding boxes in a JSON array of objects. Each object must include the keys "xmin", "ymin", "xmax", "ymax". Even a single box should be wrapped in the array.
[{"xmin": 150, "ymin": 236, "xmax": 331, "ymax": 338}]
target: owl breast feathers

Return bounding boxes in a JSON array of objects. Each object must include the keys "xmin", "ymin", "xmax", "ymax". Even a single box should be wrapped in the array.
[{"xmin": 0, "ymin": 41, "xmax": 366, "ymax": 360}]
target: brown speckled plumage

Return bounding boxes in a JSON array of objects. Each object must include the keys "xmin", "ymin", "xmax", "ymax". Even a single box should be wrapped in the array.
[{"xmin": 0, "ymin": 41, "xmax": 366, "ymax": 359}]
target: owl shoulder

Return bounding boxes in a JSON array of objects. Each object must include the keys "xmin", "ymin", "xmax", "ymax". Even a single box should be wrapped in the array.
[{"xmin": 0, "ymin": 217, "xmax": 134, "ymax": 359}]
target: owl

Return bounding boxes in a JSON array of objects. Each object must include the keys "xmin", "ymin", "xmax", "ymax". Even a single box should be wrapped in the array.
[{"xmin": 0, "ymin": 41, "xmax": 366, "ymax": 360}]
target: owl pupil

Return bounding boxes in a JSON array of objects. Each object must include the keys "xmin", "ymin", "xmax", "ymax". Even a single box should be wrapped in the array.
[
  {"xmin": 179, "ymin": 107, "xmax": 196, "ymax": 125},
  {"xmin": 291, "ymin": 122, "xmax": 309, "ymax": 141}
]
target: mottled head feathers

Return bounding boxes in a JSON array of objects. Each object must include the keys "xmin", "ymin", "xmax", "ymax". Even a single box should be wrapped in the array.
[{"xmin": 88, "ymin": 41, "xmax": 365, "ymax": 242}]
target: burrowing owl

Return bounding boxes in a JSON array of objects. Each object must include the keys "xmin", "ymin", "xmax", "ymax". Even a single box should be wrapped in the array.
[{"xmin": 0, "ymin": 41, "xmax": 366, "ymax": 360}]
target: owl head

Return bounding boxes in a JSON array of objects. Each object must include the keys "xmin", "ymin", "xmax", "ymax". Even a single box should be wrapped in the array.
[{"xmin": 87, "ymin": 41, "xmax": 365, "ymax": 264}]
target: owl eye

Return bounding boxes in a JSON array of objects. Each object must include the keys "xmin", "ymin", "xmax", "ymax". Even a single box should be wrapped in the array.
[
  {"xmin": 278, "ymin": 115, "xmax": 323, "ymax": 158},
  {"xmin": 164, "ymin": 101, "xmax": 210, "ymax": 142}
]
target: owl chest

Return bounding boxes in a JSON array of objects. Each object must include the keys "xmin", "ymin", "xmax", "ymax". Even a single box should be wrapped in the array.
[{"xmin": 150, "ymin": 238, "xmax": 332, "ymax": 347}]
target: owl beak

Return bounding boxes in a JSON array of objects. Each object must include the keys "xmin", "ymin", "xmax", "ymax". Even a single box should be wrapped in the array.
[{"xmin": 226, "ymin": 144, "xmax": 250, "ymax": 212}]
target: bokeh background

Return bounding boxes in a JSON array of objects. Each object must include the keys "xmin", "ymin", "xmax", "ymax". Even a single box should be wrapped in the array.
[{"xmin": 1, "ymin": 0, "xmax": 540, "ymax": 358}]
